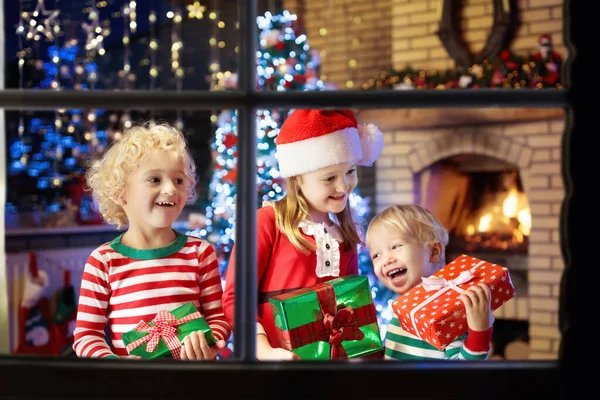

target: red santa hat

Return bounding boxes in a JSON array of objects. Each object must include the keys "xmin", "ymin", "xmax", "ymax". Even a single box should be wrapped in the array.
[
  {"xmin": 538, "ymin": 34, "xmax": 552, "ymax": 47},
  {"xmin": 276, "ymin": 109, "xmax": 384, "ymax": 178}
]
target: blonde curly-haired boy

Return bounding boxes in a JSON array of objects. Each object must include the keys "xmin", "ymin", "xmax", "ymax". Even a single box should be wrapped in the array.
[{"xmin": 73, "ymin": 123, "xmax": 231, "ymax": 360}]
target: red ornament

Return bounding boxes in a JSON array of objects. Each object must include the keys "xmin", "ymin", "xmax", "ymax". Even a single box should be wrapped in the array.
[
  {"xmin": 222, "ymin": 133, "xmax": 237, "ymax": 148},
  {"xmin": 275, "ymin": 41, "xmax": 285, "ymax": 51},
  {"xmin": 491, "ymin": 70, "xmax": 504, "ymax": 87},
  {"xmin": 223, "ymin": 168, "xmax": 237, "ymax": 184},
  {"xmin": 543, "ymin": 71, "xmax": 560, "ymax": 86},
  {"xmin": 499, "ymin": 49, "xmax": 511, "ymax": 61},
  {"xmin": 294, "ymin": 75, "xmax": 306, "ymax": 84},
  {"xmin": 414, "ymin": 76, "xmax": 426, "ymax": 87},
  {"xmin": 67, "ymin": 174, "xmax": 103, "ymax": 225},
  {"xmin": 67, "ymin": 174, "xmax": 86, "ymax": 207},
  {"xmin": 291, "ymin": 18, "xmax": 304, "ymax": 36}
]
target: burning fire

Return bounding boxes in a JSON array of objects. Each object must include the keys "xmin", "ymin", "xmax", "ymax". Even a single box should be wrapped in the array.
[{"xmin": 464, "ymin": 186, "xmax": 531, "ymax": 248}]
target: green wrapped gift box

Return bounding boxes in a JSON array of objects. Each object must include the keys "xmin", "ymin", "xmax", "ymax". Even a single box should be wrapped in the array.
[
  {"xmin": 269, "ymin": 275, "xmax": 383, "ymax": 360},
  {"xmin": 121, "ymin": 302, "xmax": 216, "ymax": 359}
]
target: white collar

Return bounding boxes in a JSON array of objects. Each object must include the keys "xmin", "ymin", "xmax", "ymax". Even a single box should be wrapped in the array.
[
  {"xmin": 299, "ymin": 219, "xmax": 343, "ymax": 278},
  {"xmin": 298, "ymin": 219, "xmax": 343, "ymax": 242}
]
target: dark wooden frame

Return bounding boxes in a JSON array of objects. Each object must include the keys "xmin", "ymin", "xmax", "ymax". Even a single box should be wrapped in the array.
[{"xmin": 0, "ymin": 0, "xmax": 582, "ymax": 398}]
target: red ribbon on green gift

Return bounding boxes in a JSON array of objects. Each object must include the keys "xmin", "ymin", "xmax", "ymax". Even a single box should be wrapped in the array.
[
  {"xmin": 125, "ymin": 309, "xmax": 202, "ymax": 359},
  {"xmin": 276, "ymin": 282, "xmax": 376, "ymax": 359}
]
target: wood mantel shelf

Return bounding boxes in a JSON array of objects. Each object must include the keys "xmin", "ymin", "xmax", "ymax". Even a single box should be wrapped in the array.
[{"xmin": 356, "ymin": 108, "xmax": 564, "ymax": 131}]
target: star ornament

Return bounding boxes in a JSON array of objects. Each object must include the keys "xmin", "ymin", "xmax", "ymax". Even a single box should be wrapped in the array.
[
  {"xmin": 187, "ymin": 2, "xmax": 206, "ymax": 19},
  {"xmin": 21, "ymin": 0, "xmax": 60, "ymax": 42},
  {"xmin": 82, "ymin": 21, "xmax": 103, "ymax": 54},
  {"xmin": 82, "ymin": 5, "xmax": 108, "ymax": 55}
]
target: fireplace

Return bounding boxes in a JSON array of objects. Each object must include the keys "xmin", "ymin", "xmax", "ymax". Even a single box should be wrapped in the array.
[
  {"xmin": 416, "ymin": 154, "xmax": 530, "ymax": 300},
  {"xmin": 414, "ymin": 151, "xmax": 534, "ymax": 359},
  {"xmin": 358, "ymin": 108, "xmax": 565, "ymax": 359}
]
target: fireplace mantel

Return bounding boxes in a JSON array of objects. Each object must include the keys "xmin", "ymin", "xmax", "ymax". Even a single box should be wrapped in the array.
[{"xmin": 356, "ymin": 108, "xmax": 564, "ymax": 130}]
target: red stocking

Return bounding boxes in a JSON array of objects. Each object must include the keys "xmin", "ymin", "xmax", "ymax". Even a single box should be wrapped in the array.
[
  {"xmin": 51, "ymin": 270, "xmax": 77, "ymax": 356},
  {"xmin": 13, "ymin": 252, "xmax": 57, "ymax": 356}
]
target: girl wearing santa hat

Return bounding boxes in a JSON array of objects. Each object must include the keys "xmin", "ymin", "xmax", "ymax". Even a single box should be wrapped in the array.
[{"xmin": 222, "ymin": 109, "xmax": 384, "ymax": 360}]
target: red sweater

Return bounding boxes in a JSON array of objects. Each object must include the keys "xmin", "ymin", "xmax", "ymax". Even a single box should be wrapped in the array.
[{"xmin": 222, "ymin": 206, "xmax": 359, "ymax": 348}]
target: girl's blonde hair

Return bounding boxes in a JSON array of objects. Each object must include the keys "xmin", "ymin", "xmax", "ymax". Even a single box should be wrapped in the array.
[
  {"xmin": 86, "ymin": 123, "xmax": 197, "ymax": 228},
  {"xmin": 270, "ymin": 176, "xmax": 361, "ymax": 254},
  {"xmin": 366, "ymin": 204, "xmax": 449, "ymax": 269}
]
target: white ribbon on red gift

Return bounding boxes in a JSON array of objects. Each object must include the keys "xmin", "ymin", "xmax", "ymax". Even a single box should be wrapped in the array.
[
  {"xmin": 409, "ymin": 260, "xmax": 485, "ymax": 341},
  {"xmin": 125, "ymin": 310, "xmax": 202, "ymax": 359}
]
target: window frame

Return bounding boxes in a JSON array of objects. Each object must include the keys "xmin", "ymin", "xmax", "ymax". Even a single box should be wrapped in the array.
[{"xmin": 0, "ymin": 0, "xmax": 578, "ymax": 398}]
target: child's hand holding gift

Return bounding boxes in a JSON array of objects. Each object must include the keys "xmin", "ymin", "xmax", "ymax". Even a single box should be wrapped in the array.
[
  {"xmin": 460, "ymin": 283, "xmax": 495, "ymax": 332},
  {"xmin": 180, "ymin": 330, "xmax": 227, "ymax": 360},
  {"xmin": 256, "ymin": 333, "xmax": 301, "ymax": 361}
]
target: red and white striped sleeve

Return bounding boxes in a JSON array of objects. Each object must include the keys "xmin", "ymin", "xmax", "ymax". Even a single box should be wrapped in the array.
[
  {"xmin": 196, "ymin": 240, "xmax": 231, "ymax": 343},
  {"xmin": 73, "ymin": 248, "xmax": 118, "ymax": 359}
]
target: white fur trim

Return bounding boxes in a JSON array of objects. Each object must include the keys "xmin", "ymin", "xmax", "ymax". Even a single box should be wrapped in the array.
[
  {"xmin": 21, "ymin": 269, "xmax": 49, "ymax": 308},
  {"xmin": 357, "ymin": 123, "xmax": 384, "ymax": 166},
  {"xmin": 277, "ymin": 127, "xmax": 362, "ymax": 177}
]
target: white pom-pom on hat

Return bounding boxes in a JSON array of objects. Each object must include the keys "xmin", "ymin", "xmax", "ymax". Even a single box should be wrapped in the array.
[{"xmin": 357, "ymin": 123, "xmax": 384, "ymax": 166}]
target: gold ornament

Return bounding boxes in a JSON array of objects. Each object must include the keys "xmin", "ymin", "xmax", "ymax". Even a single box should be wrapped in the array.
[{"xmin": 187, "ymin": 2, "xmax": 206, "ymax": 19}]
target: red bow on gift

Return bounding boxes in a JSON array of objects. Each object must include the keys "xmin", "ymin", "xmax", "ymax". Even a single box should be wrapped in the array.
[
  {"xmin": 321, "ymin": 305, "xmax": 364, "ymax": 359},
  {"xmin": 276, "ymin": 282, "xmax": 373, "ymax": 360},
  {"xmin": 125, "ymin": 309, "xmax": 202, "ymax": 359}
]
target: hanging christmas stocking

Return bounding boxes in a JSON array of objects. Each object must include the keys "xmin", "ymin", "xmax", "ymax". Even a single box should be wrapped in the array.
[
  {"xmin": 51, "ymin": 269, "xmax": 77, "ymax": 356},
  {"xmin": 13, "ymin": 252, "xmax": 57, "ymax": 356}
]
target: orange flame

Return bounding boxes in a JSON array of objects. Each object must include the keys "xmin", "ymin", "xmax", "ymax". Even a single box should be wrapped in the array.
[{"xmin": 464, "ymin": 179, "xmax": 531, "ymax": 245}]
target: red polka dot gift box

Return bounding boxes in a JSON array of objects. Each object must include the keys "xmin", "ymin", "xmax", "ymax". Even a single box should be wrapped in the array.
[{"xmin": 391, "ymin": 254, "xmax": 515, "ymax": 351}]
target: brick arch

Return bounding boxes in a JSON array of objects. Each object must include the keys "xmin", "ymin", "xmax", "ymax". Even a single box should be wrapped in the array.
[{"xmin": 407, "ymin": 131, "xmax": 533, "ymax": 174}]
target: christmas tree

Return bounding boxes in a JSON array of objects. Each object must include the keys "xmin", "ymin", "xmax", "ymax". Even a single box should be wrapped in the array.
[
  {"xmin": 187, "ymin": 11, "xmax": 396, "ymax": 341},
  {"xmin": 188, "ymin": 11, "xmax": 324, "ymax": 271},
  {"xmin": 6, "ymin": 1, "xmax": 128, "ymax": 228},
  {"xmin": 7, "ymin": 40, "xmax": 110, "ymax": 227}
]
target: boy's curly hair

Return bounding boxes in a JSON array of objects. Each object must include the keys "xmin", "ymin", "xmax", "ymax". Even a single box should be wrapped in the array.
[{"xmin": 85, "ymin": 123, "xmax": 197, "ymax": 228}]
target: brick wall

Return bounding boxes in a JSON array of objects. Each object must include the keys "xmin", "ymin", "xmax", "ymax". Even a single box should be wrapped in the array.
[
  {"xmin": 284, "ymin": 0, "xmax": 566, "ymax": 86},
  {"xmin": 390, "ymin": 0, "xmax": 567, "ymax": 71},
  {"xmin": 283, "ymin": 0, "xmax": 392, "ymax": 89}
]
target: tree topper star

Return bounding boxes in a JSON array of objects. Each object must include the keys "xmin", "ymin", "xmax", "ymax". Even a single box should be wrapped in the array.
[{"xmin": 21, "ymin": 0, "xmax": 60, "ymax": 42}]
